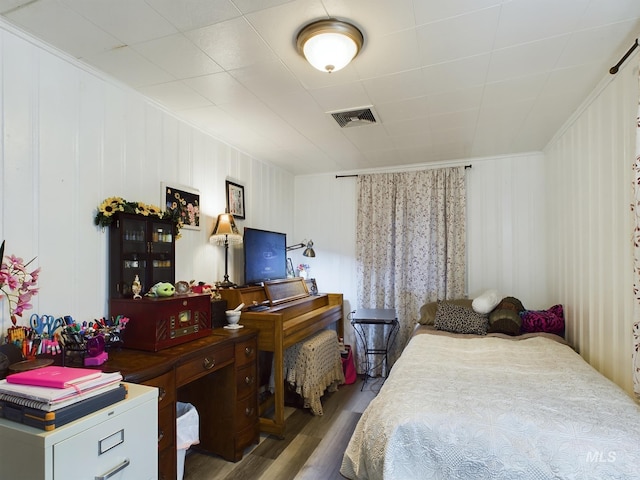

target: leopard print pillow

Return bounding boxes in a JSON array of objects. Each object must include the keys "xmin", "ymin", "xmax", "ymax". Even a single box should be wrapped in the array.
[{"xmin": 434, "ymin": 301, "xmax": 489, "ymax": 335}]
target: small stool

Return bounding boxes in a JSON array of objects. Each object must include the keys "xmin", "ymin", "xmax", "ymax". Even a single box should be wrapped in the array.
[{"xmin": 281, "ymin": 329, "xmax": 345, "ymax": 415}]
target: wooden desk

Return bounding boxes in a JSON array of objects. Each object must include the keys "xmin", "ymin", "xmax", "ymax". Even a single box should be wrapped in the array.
[{"xmin": 101, "ymin": 328, "xmax": 258, "ymax": 480}]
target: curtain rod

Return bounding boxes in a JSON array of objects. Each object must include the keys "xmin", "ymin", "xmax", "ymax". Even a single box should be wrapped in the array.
[
  {"xmin": 610, "ymin": 38, "xmax": 639, "ymax": 74},
  {"xmin": 335, "ymin": 165, "xmax": 472, "ymax": 178}
]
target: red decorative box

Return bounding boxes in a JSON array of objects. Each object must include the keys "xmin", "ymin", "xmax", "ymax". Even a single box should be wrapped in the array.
[{"xmin": 109, "ymin": 293, "xmax": 211, "ymax": 351}]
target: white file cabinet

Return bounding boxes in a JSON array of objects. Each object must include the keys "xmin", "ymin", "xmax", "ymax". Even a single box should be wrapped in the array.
[{"xmin": 0, "ymin": 382, "xmax": 158, "ymax": 480}]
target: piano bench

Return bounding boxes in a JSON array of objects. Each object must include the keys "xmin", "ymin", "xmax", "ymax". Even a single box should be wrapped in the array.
[{"xmin": 279, "ymin": 329, "xmax": 345, "ymax": 415}]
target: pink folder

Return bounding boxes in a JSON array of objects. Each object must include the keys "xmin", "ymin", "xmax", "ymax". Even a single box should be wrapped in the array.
[{"xmin": 6, "ymin": 366, "xmax": 102, "ymax": 389}]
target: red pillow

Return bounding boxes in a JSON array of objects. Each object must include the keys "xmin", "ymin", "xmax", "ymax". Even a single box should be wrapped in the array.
[{"xmin": 520, "ymin": 304, "xmax": 564, "ymax": 337}]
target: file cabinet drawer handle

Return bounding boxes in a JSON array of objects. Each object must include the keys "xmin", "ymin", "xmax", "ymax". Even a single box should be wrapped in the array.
[{"xmin": 95, "ymin": 458, "xmax": 130, "ymax": 480}]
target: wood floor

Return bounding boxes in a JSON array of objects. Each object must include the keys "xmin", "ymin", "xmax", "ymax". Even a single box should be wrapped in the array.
[{"xmin": 183, "ymin": 377, "xmax": 382, "ymax": 480}]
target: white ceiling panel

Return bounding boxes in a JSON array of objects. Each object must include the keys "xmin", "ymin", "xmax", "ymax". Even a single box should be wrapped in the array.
[
  {"xmin": 63, "ymin": 0, "xmax": 178, "ymax": 45},
  {"xmin": 185, "ymin": 16, "xmax": 278, "ymax": 71},
  {"xmin": 83, "ymin": 46, "xmax": 175, "ymax": 87},
  {"xmin": 144, "ymin": 0, "xmax": 241, "ymax": 31},
  {"xmin": 416, "ymin": 7, "xmax": 501, "ymax": 66},
  {"xmin": 139, "ymin": 81, "xmax": 211, "ymax": 111},
  {"xmin": 132, "ymin": 33, "xmax": 223, "ymax": 79},
  {"xmin": 183, "ymin": 72, "xmax": 253, "ymax": 105},
  {"xmin": 0, "ymin": 0, "xmax": 638, "ymax": 175},
  {"xmin": 3, "ymin": 0, "xmax": 121, "ymax": 58},
  {"xmin": 493, "ymin": 0, "xmax": 589, "ymax": 49},
  {"xmin": 485, "ymin": 36, "xmax": 570, "ymax": 84},
  {"xmin": 308, "ymin": 82, "xmax": 371, "ymax": 112},
  {"xmin": 421, "ymin": 54, "xmax": 492, "ymax": 96},
  {"xmin": 361, "ymin": 69, "xmax": 427, "ymax": 105}
]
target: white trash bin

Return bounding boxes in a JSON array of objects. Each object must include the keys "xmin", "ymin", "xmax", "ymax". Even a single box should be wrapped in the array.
[{"xmin": 176, "ymin": 402, "xmax": 200, "ymax": 480}]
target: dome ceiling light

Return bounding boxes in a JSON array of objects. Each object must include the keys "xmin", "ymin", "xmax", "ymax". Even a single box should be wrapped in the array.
[{"xmin": 296, "ymin": 19, "xmax": 364, "ymax": 73}]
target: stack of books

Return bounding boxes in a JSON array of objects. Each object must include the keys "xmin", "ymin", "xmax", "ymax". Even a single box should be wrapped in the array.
[{"xmin": 0, "ymin": 366, "xmax": 125, "ymax": 430}]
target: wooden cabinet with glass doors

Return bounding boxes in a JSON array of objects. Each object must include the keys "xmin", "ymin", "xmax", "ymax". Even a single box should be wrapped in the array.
[{"xmin": 108, "ymin": 213, "xmax": 176, "ymax": 298}]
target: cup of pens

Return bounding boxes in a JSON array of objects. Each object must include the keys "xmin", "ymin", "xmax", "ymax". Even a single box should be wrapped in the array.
[{"xmin": 60, "ymin": 315, "xmax": 129, "ymax": 365}]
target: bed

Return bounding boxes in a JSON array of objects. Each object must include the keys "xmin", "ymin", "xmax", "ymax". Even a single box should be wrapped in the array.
[{"xmin": 340, "ymin": 324, "xmax": 640, "ymax": 480}]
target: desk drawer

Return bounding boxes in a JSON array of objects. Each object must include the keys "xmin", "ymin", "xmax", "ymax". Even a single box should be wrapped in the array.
[
  {"xmin": 142, "ymin": 370, "xmax": 175, "ymax": 408},
  {"xmin": 157, "ymin": 404, "xmax": 175, "ymax": 453},
  {"xmin": 176, "ymin": 344, "xmax": 234, "ymax": 386},
  {"xmin": 236, "ymin": 422, "xmax": 259, "ymax": 453},
  {"xmin": 236, "ymin": 363, "xmax": 257, "ymax": 399},
  {"xmin": 235, "ymin": 338, "xmax": 257, "ymax": 368},
  {"xmin": 236, "ymin": 393, "xmax": 257, "ymax": 431}
]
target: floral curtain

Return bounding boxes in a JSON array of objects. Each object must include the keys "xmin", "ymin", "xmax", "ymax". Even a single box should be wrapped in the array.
[
  {"xmin": 633, "ymin": 65, "xmax": 640, "ymax": 400},
  {"xmin": 355, "ymin": 167, "xmax": 466, "ymax": 376}
]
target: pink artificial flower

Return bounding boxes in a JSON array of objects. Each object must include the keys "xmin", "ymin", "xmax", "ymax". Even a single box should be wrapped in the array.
[{"xmin": 0, "ymin": 246, "xmax": 39, "ymax": 322}]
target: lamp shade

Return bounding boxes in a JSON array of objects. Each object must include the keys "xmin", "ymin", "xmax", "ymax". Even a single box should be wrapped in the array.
[
  {"xmin": 297, "ymin": 19, "xmax": 364, "ymax": 73},
  {"xmin": 287, "ymin": 239, "xmax": 316, "ymax": 257},
  {"xmin": 209, "ymin": 213, "xmax": 242, "ymax": 246},
  {"xmin": 303, "ymin": 240, "xmax": 315, "ymax": 257}
]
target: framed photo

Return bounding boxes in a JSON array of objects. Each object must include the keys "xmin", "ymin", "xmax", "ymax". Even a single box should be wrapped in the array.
[
  {"xmin": 161, "ymin": 182, "xmax": 200, "ymax": 230},
  {"xmin": 226, "ymin": 180, "xmax": 245, "ymax": 219}
]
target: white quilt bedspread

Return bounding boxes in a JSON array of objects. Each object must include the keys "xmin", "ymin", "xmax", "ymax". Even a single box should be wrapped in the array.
[{"xmin": 341, "ymin": 333, "xmax": 640, "ymax": 480}]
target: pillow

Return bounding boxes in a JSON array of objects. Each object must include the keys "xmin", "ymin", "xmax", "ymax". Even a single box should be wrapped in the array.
[
  {"xmin": 495, "ymin": 296, "xmax": 525, "ymax": 313},
  {"xmin": 434, "ymin": 301, "xmax": 488, "ymax": 335},
  {"xmin": 488, "ymin": 309, "xmax": 522, "ymax": 335},
  {"xmin": 520, "ymin": 304, "xmax": 564, "ymax": 336},
  {"xmin": 418, "ymin": 299, "xmax": 473, "ymax": 325},
  {"xmin": 472, "ymin": 289, "xmax": 501, "ymax": 314}
]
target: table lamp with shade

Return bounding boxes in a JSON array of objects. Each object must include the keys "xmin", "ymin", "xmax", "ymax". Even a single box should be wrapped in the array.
[{"xmin": 210, "ymin": 211, "xmax": 242, "ymax": 288}]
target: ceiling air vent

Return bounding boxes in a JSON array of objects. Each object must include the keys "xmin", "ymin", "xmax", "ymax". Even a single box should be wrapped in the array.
[{"xmin": 329, "ymin": 106, "xmax": 378, "ymax": 128}]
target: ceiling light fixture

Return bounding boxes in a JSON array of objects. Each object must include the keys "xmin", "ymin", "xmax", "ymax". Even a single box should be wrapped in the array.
[{"xmin": 296, "ymin": 19, "xmax": 364, "ymax": 73}]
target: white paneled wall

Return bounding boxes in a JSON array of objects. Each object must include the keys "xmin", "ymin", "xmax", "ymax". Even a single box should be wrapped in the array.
[
  {"xmin": 545, "ymin": 57, "xmax": 639, "ymax": 395},
  {"xmin": 295, "ymin": 156, "xmax": 549, "ymax": 349},
  {"xmin": 0, "ymin": 21, "xmax": 293, "ymax": 334},
  {"xmin": 466, "ymin": 154, "xmax": 547, "ymax": 308}
]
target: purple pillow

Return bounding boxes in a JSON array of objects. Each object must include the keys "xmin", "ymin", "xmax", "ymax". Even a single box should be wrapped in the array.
[{"xmin": 520, "ymin": 305, "xmax": 564, "ymax": 336}]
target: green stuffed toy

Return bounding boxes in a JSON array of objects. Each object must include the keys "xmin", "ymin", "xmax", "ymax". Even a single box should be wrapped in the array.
[{"xmin": 146, "ymin": 282, "xmax": 176, "ymax": 297}]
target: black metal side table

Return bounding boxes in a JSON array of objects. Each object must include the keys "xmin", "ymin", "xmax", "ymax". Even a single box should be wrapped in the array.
[{"xmin": 350, "ymin": 308, "xmax": 399, "ymax": 389}]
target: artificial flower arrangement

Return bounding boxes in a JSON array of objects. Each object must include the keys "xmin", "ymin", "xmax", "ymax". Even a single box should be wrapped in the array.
[
  {"xmin": 0, "ymin": 240, "xmax": 40, "ymax": 326},
  {"xmin": 94, "ymin": 196, "xmax": 184, "ymax": 239}
]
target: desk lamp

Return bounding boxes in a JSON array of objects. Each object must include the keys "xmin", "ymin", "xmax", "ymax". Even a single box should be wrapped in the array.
[
  {"xmin": 210, "ymin": 211, "xmax": 242, "ymax": 288},
  {"xmin": 286, "ymin": 239, "xmax": 315, "ymax": 257}
]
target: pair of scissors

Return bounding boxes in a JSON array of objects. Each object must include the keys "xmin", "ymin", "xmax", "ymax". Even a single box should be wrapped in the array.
[{"xmin": 30, "ymin": 314, "xmax": 63, "ymax": 337}]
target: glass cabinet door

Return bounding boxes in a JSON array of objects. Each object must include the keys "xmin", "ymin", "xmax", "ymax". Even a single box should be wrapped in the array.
[
  {"xmin": 120, "ymin": 217, "xmax": 148, "ymax": 297},
  {"xmin": 150, "ymin": 221, "xmax": 174, "ymax": 285},
  {"xmin": 109, "ymin": 214, "xmax": 176, "ymax": 298}
]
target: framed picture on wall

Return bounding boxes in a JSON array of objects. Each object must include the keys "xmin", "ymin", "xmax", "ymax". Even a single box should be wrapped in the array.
[
  {"xmin": 226, "ymin": 180, "xmax": 245, "ymax": 219},
  {"xmin": 161, "ymin": 182, "xmax": 201, "ymax": 230}
]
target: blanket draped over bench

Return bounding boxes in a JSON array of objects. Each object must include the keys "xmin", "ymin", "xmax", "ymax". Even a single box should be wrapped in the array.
[{"xmin": 271, "ymin": 329, "xmax": 344, "ymax": 415}]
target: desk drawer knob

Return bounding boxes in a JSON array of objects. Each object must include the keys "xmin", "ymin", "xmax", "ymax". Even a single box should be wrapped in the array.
[
  {"xmin": 244, "ymin": 375, "xmax": 254, "ymax": 385},
  {"xmin": 244, "ymin": 347, "xmax": 254, "ymax": 357},
  {"xmin": 157, "ymin": 387, "xmax": 166, "ymax": 402},
  {"xmin": 203, "ymin": 357, "xmax": 215, "ymax": 370},
  {"xmin": 158, "ymin": 428, "xmax": 164, "ymax": 443},
  {"xmin": 245, "ymin": 407, "xmax": 255, "ymax": 416}
]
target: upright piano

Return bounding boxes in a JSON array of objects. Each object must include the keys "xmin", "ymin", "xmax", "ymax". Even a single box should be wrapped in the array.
[{"xmin": 218, "ymin": 278, "xmax": 343, "ymax": 437}]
